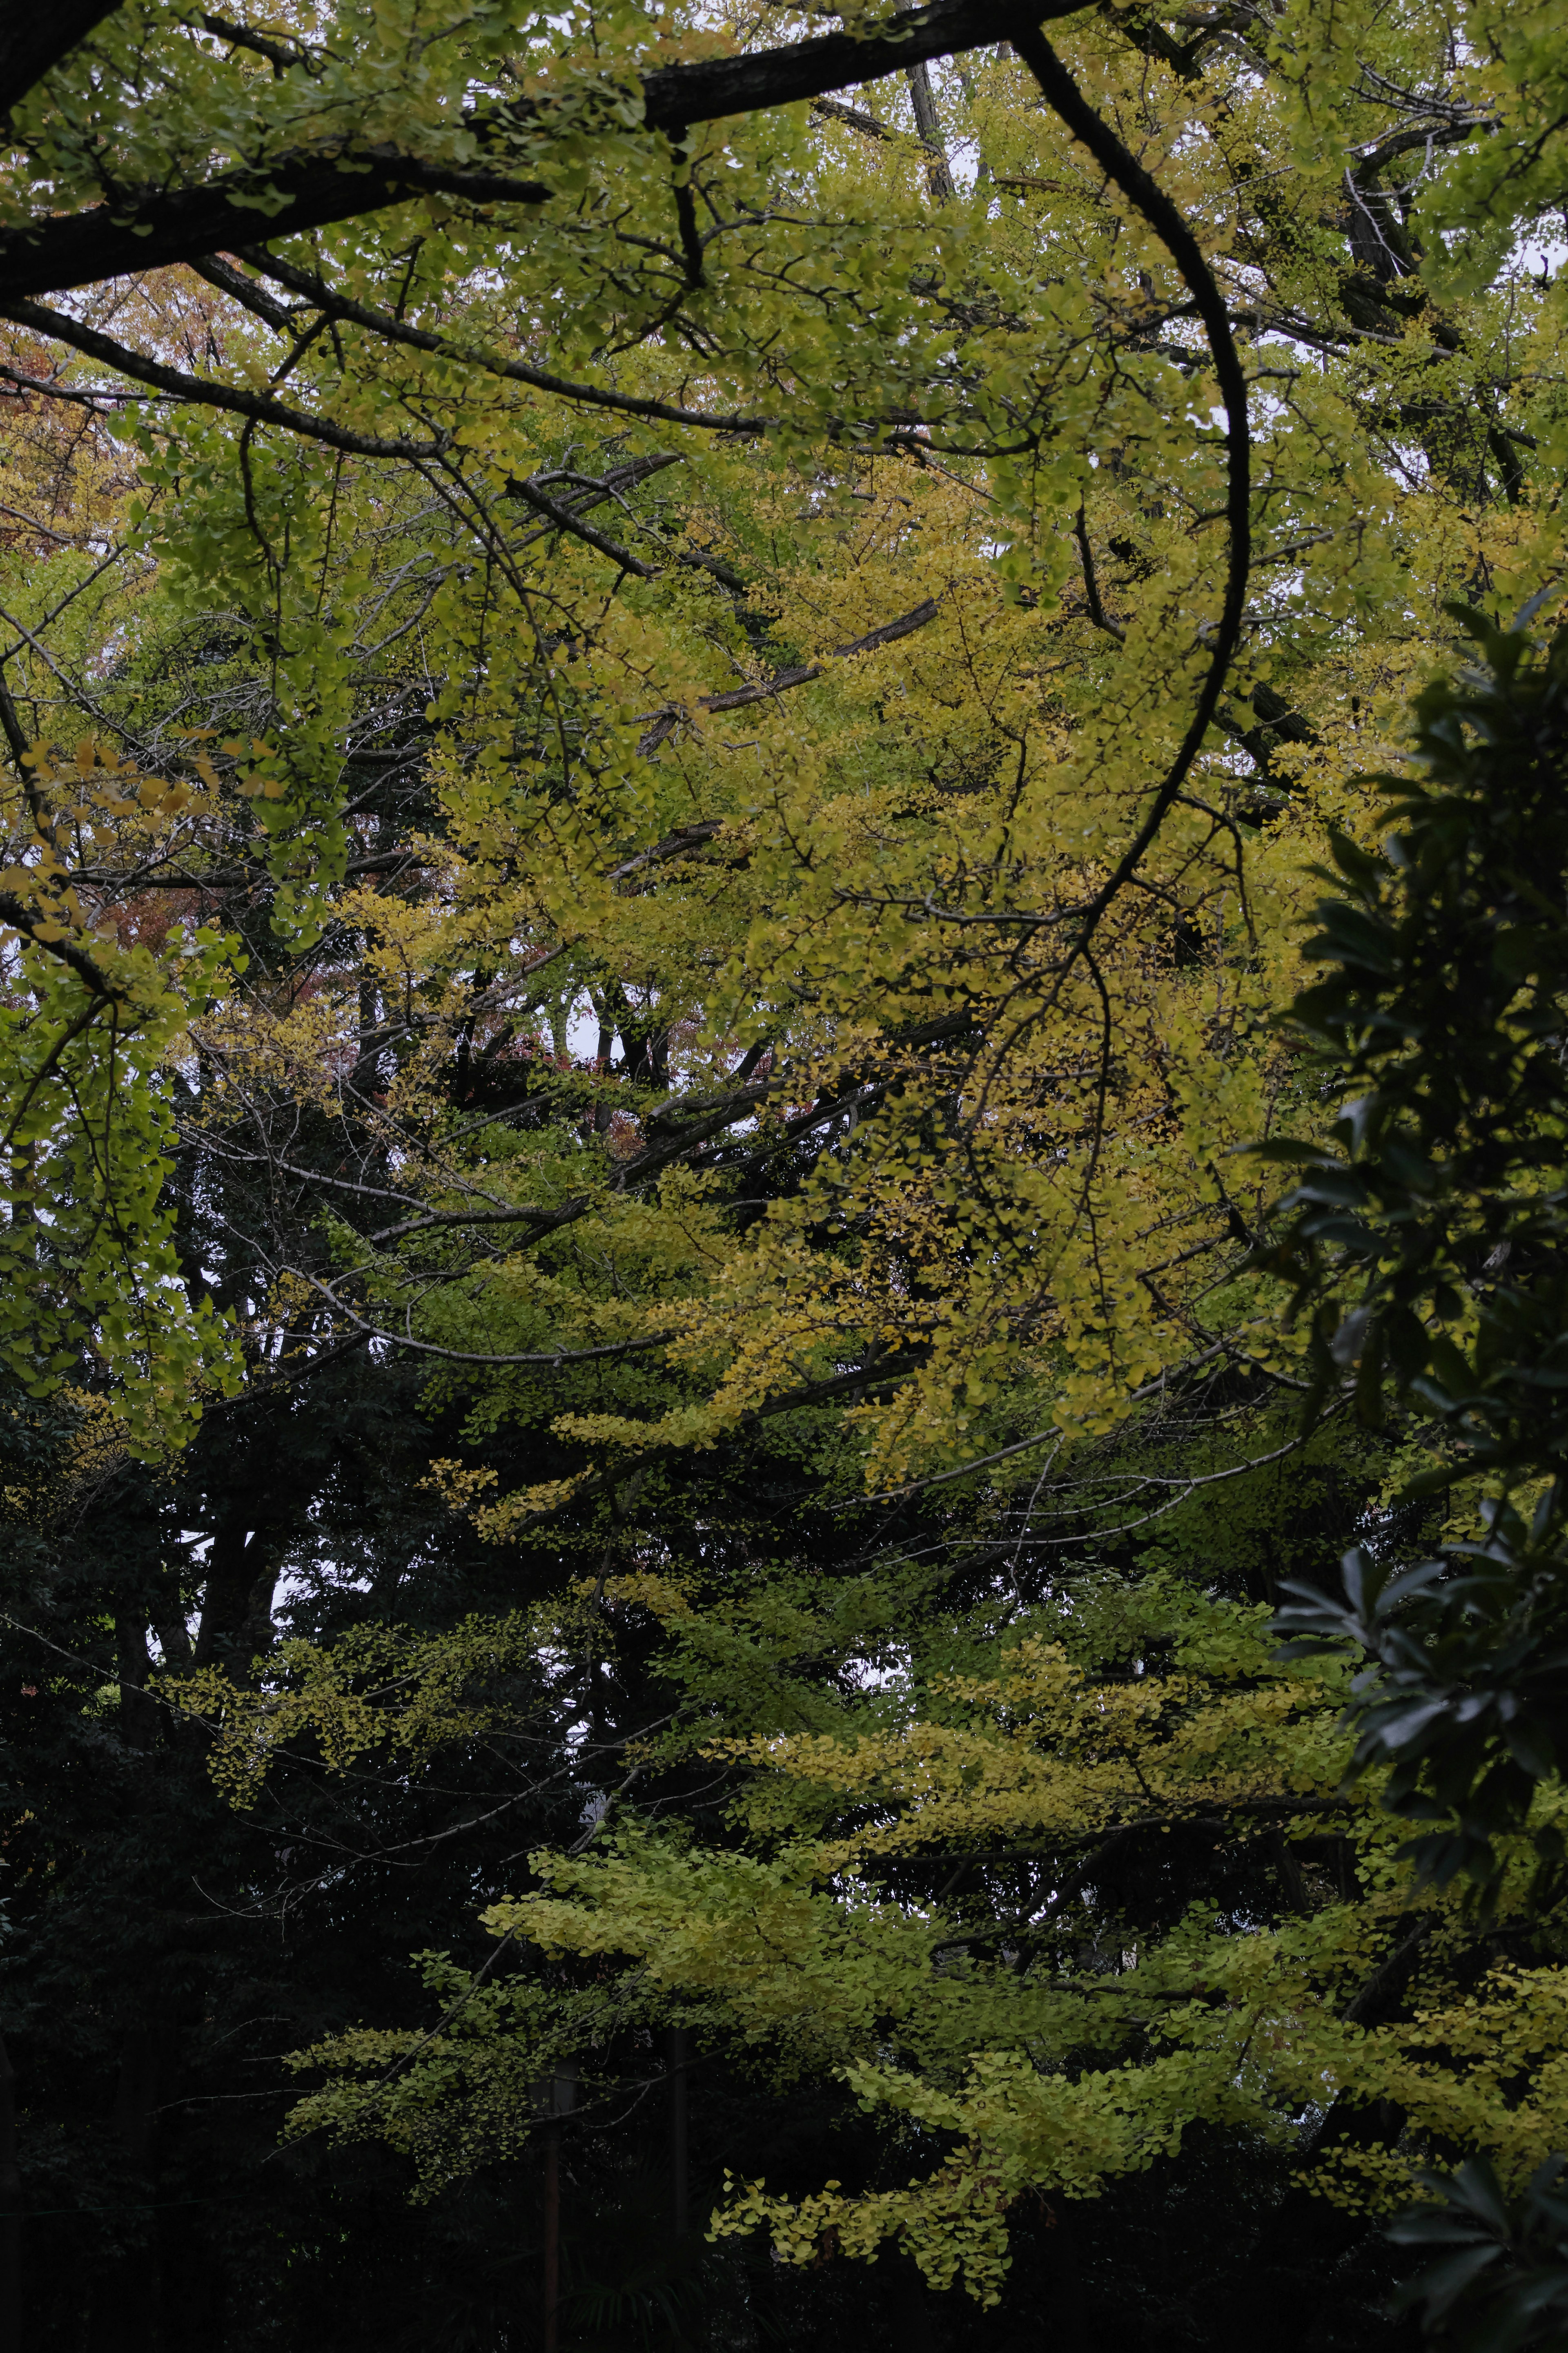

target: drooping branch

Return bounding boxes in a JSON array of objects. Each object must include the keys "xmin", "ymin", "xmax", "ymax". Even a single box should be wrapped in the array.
[
  {"xmin": 1010, "ymin": 28, "xmax": 1250, "ymax": 950},
  {"xmin": 0, "ymin": 297, "xmax": 454, "ymax": 459}
]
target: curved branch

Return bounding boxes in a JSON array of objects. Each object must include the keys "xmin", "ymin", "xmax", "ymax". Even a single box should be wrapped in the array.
[
  {"xmin": 282, "ymin": 1267, "xmax": 677, "ymax": 1369},
  {"xmin": 1011, "ymin": 29, "xmax": 1250, "ymax": 947},
  {"xmin": 0, "ymin": 890, "xmax": 120, "ymax": 999}
]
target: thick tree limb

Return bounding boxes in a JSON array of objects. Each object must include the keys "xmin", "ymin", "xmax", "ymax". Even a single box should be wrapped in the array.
[
  {"xmin": 638, "ymin": 0, "xmax": 1065, "ymax": 134},
  {"xmin": 0, "ymin": 0, "xmax": 1082, "ymax": 299},
  {"xmin": 0, "ymin": 154, "xmax": 554, "ymax": 301}
]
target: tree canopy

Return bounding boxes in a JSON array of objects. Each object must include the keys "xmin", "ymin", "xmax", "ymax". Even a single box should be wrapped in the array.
[{"xmin": 5, "ymin": 0, "xmax": 1568, "ymax": 2346}]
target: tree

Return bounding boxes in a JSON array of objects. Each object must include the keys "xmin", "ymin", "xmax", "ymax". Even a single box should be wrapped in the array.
[
  {"xmin": 1263, "ymin": 616, "xmax": 1568, "ymax": 1870},
  {"xmin": 276, "ymin": 1423, "xmax": 1568, "ymax": 2349},
  {"xmin": 2, "ymin": 0, "xmax": 1558, "ymax": 1467},
  {"xmin": 5, "ymin": 0, "xmax": 1568, "ymax": 2345}
]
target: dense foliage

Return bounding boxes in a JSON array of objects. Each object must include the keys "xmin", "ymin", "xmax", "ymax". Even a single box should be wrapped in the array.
[{"xmin": 4, "ymin": 0, "xmax": 1568, "ymax": 2346}]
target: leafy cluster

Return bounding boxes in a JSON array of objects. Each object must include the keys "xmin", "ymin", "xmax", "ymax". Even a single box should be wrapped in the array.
[
  {"xmin": 6, "ymin": 0, "xmax": 1568, "ymax": 2346},
  {"xmin": 1266, "ymin": 616, "xmax": 1568, "ymax": 1888}
]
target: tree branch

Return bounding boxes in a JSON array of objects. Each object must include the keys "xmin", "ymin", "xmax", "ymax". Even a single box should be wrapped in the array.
[
  {"xmin": 503, "ymin": 475, "xmax": 657, "ymax": 577},
  {"xmin": 638, "ymin": 596, "xmax": 940, "ymax": 741},
  {"xmin": 235, "ymin": 247, "xmax": 774, "ymax": 432},
  {"xmin": 0, "ymin": 0, "xmax": 124, "ymax": 120},
  {"xmin": 187, "ymin": 253, "xmax": 296, "ymax": 335},
  {"xmin": 0, "ymin": 0, "xmax": 1082, "ymax": 298},
  {"xmin": 0, "ymin": 153, "xmax": 552, "ymax": 300},
  {"xmin": 811, "ymin": 97, "xmax": 921, "ymax": 145},
  {"xmin": 906, "ymin": 59, "xmax": 956, "ymax": 204},
  {"xmin": 0, "ymin": 892, "xmax": 120, "ymax": 999},
  {"xmin": 0, "ymin": 297, "xmax": 451, "ymax": 458},
  {"xmin": 1010, "ymin": 29, "xmax": 1250, "ymax": 957},
  {"xmin": 637, "ymin": 0, "xmax": 1070, "ymax": 134}
]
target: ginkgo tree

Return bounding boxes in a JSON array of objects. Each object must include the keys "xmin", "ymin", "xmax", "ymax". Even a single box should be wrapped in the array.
[
  {"xmin": 9, "ymin": 0, "xmax": 1562, "ymax": 1475},
  {"xmin": 4, "ymin": 0, "xmax": 1568, "ymax": 2341},
  {"xmin": 265, "ymin": 1511, "xmax": 1568, "ymax": 2310}
]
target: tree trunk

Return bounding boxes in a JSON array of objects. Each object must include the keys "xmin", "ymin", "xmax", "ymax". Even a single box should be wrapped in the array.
[
  {"xmin": 116, "ymin": 1615, "xmax": 157, "ymax": 1751},
  {"xmin": 0, "ymin": 2034, "xmax": 21, "ymax": 2353},
  {"xmin": 543, "ymin": 2126, "xmax": 560, "ymax": 2353},
  {"xmin": 877, "ymin": 2251, "xmax": 940, "ymax": 2353},
  {"xmin": 87, "ymin": 2026, "xmax": 163, "ymax": 2353},
  {"xmin": 1036, "ymin": 2199, "xmax": 1093, "ymax": 2353},
  {"xmin": 193, "ymin": 1515, "xmax": 278, "ymax": 1668},
  {"xmin": 668, "ymin": 2027, "xmax": 689, "ymax": 2239}
]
